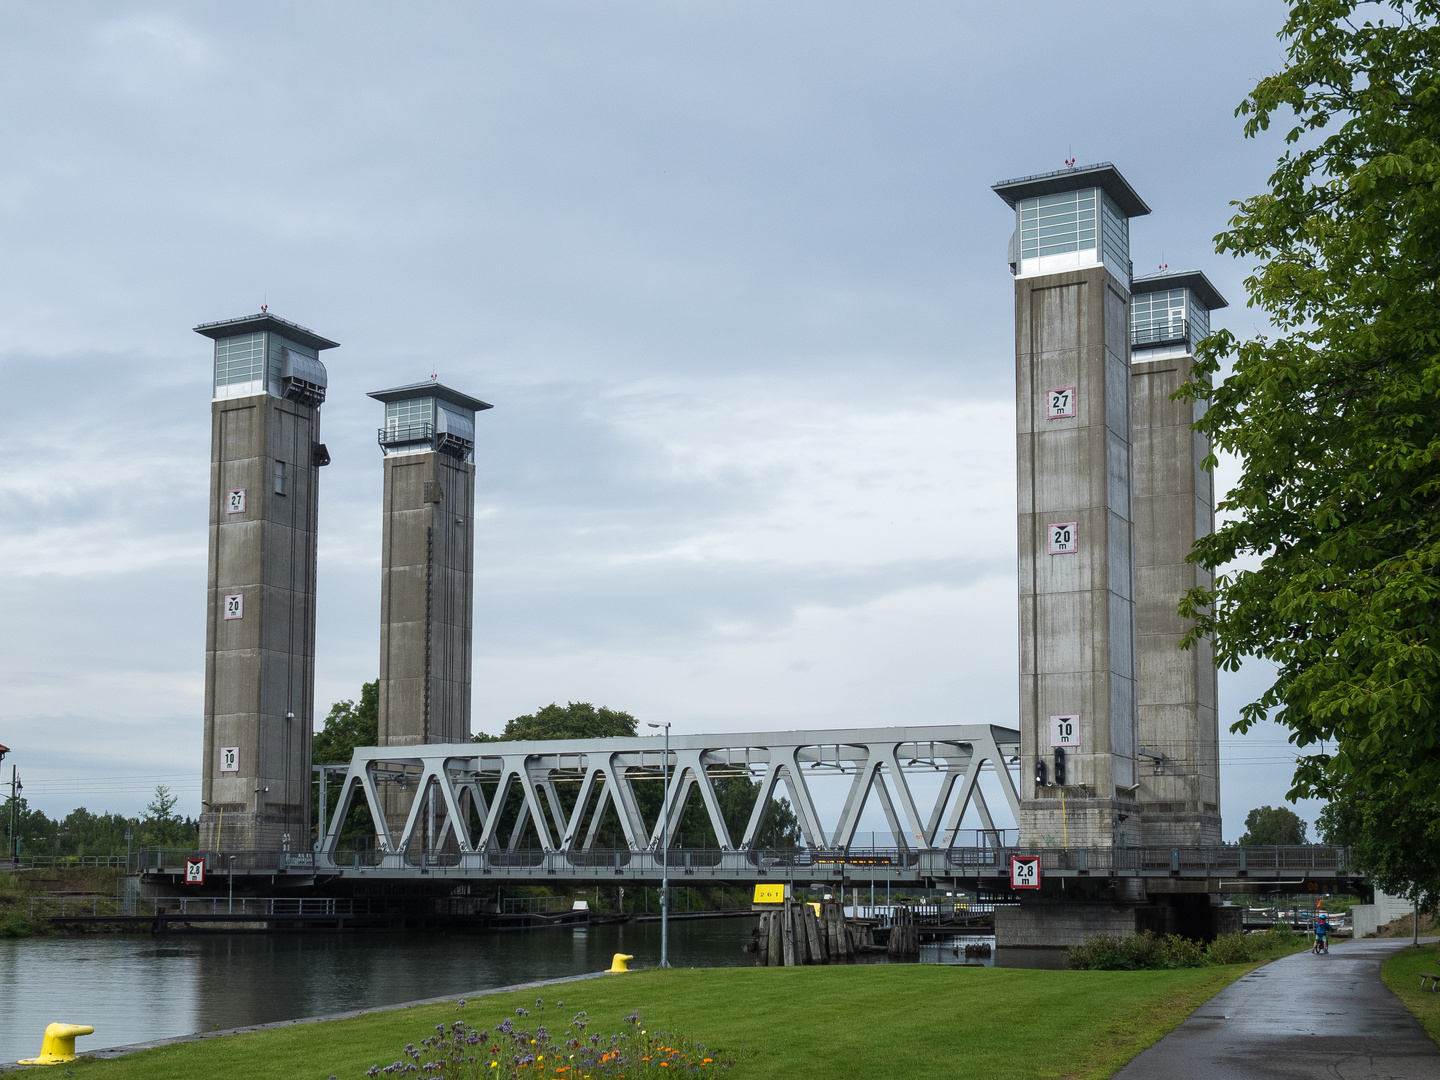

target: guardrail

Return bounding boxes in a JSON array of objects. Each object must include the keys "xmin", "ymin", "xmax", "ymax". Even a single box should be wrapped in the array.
[
  {"xmin": 6, "ymin": 855, "xmax": 133, "ymax": 870},
  {"xmin": 30, "ymin": 894, "xmax": 399, "ymax": 919},
  {"xmin": 135, "ymin": 844, "xmax": 1358, "ymax": 884}
]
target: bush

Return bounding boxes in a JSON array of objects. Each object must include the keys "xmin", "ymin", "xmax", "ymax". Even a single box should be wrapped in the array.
[
  {"xmin": 1066, "ymin": 931, "xmax": 1206, "ymax": 970},
  {"xmin": 1205, "ymin": 931, "xmax": 1252, "ymax": 965}
]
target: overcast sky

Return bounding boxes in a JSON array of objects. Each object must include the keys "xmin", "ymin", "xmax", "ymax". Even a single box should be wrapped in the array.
[{"xmin": 0, "ymin": 2, "xmax": 1320, "ymax": 841}]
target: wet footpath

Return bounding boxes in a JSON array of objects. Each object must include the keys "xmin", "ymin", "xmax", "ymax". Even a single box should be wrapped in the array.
[{"xmin": 1116, "ymin": 937, "xmax": 1440, "ymax": 1080}]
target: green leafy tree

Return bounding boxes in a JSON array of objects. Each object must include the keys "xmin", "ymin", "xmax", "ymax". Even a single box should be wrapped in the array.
[
  {"xmin": 1180, "ymin": 0, "xmax": 1440, "ymax": 907},
  {"xmin": 140, "ymin": 785, "xmax": 197, "ymax": 848},
  {"xmin": 313, "ymin": 681, "xmax": 380, "ymax": 840},
  {"xmin": 313, "ymin": 680, "xmax": 379, "ymax": 765},
  {"xmin": 1239, "ymin": 805, "xmax": 1308, "ymax": 846}
]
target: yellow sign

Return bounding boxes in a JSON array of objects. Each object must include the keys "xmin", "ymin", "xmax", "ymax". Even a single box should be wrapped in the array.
[
  {"xmin": 808, "ymin": 902, "xmax": 821, "ymax": 917},
  {"xmin": 753, "ymin": 884, "xmax": 785, "ymax": 904}
]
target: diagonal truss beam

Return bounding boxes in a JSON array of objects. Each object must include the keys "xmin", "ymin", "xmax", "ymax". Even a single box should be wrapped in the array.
[{"xmin": 318, "ymin": 724, "xmax": 1021, "ymax": 860}]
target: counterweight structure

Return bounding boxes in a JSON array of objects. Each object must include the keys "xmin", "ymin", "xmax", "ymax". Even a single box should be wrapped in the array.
[
  {"xmin": 993, "ymin": 164, "xmax": 1150, "ymax": 850},
  {"xmin": 1129, "ymin": 272, "xmax": 1226, "ymax": 845},
  {"xmin": 369, "ymin": 382, "xmax": 491, "ymax": 749},
  {"xmin": 195, "ymin": 312, "xmax": 337, "ymax": 851}
]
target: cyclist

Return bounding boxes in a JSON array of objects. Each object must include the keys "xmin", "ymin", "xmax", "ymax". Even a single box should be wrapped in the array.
[{"xmin": 1313, "ymin": 910, "xmax": 1330, "ymax": 954}]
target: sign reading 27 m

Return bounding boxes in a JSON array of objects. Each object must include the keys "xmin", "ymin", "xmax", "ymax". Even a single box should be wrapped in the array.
[{"xmin": 1010, "ymin": 855, "xmax": 1041, "ymax": 890}]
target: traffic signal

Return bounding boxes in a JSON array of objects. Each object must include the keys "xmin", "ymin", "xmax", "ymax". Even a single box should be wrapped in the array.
[
  {"xmin": 1035, "ymin": 759, "xmax": 1048, "ymax": 787},
  {"xmin": 1053, "ymin": 747, "xmax": 1067, "ymax": 786}
]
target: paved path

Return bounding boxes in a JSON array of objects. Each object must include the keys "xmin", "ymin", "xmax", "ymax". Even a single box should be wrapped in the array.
[{"xmin": 1116, "ymin": 937, "xmax": 1440, "ymax": 1079}]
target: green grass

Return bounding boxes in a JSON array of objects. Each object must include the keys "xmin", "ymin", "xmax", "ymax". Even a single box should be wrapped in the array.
[
  {"xmin": 1381, "ymin": 943, "xmax": 1440, "ymax": 1045},
  {"xmin": 59, "ymin": 962, "xmax": 1266, "ymax": 1080}
]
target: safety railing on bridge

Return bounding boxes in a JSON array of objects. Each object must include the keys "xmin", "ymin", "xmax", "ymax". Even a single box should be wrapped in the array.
[
  {"xmin": 29, "ymin": 894, "xmax": 392, "ymax": 919},
  {"xmin": 6, "ymin": 855, "xmax": 133, "ymax": 871}
]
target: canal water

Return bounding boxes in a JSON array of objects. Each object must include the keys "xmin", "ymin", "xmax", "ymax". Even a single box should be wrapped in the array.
[{"xmin": 0, "ymin": 921, "xmax": 1030, "ymax": 1064}]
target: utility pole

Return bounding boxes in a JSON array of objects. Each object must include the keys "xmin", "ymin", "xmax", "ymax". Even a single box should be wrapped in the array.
[
  {"xmin": 647, "ymin": 721, "xmax": 672, "ymax": 968},
  {"xmin": 8, "ymin": 762, "xmax": 18, "ymax": 863}
]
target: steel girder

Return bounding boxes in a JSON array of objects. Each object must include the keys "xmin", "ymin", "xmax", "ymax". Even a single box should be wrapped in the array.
[{"xmin": 318, "ymin": 724, "xmax": 1020, "ymax": 861}]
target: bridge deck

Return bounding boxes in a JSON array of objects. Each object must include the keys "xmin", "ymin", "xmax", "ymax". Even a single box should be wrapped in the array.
[{"xmin": 138, "ymin": 845, "xmax": 1361, "ymax": 890}]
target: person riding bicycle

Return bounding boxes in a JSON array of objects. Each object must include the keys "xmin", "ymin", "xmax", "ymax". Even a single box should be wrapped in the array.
[{"xmin": 1314, "ymin": 912, "xmax": 1330, "ymax": 953}]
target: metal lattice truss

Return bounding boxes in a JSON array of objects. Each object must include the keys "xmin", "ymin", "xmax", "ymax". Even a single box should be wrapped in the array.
[{"xmin": 320, "ymin": 724, "xmax": 1020, "ymax": 859}]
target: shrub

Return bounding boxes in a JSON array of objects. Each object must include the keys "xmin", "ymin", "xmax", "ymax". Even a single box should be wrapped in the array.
[
  {"xmin": 1205, "ymin": 931, "xmax": 1253, "ymax": 965},
  {"xmin": 1066, "ymin": 931, "xmax": 1206, "ymax": 970}
]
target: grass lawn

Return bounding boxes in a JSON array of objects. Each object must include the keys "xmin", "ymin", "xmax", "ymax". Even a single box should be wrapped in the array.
[
  {"xmin": 1381, "ymin": 943, "xmax": 1440, "ymax": 1045},
  {"xmin": 60, "ymin": 961, "xmax": 1265, "ymax": 1080}
]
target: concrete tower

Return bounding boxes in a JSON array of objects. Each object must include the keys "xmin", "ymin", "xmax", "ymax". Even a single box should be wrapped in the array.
[
  {"xmin": 1130, "ymin": 271, "xmax": 1227, "ymax": 846},
  {"xmin": 993, "ymin": 163, "xmax": 1150, "ymax": 850},
  {"xmin": 369, "ymin": 382, "xmax": 491, "ymax": 748},
  {"xmin": 195, "ymin": 312, "xmax": 337, "ymax": 852}
]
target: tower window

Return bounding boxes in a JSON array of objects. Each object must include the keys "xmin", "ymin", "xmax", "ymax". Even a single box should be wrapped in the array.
[{"xmin": 274, "ymin": 461, "xmax": 287, "ymax": 495}]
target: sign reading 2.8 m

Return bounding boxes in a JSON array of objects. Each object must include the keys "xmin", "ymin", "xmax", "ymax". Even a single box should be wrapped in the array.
[
  {"xmin": 1048, "ymin": 522, "xmax": 1078, "ymax": 554},
  {"xmin": 1010, "ymin": 855, "xmax": 1041, "ymax": 890}
]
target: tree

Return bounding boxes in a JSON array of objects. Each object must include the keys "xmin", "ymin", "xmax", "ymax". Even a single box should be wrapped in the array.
[
  {"xmin": 314, "ymin": 680, "xmax": 379, "ymax": 766},
  {"xmin": 481, "ymin": 701, "xmax": 639, "ymax": 742},
  {"xmin": 1239, "ymin": 805, "xmax": 1308, "ymax": 846},
  {"xmin": 1179, "ymin": 0, "xmax": 1440, "ymax": 908},
  {"xmin": 140, "ymin": 785, "xmax": 197, "ymax": 848},
  {"xmin": 313, "ymin": 681, "xmax": 380, "ymax": 839}
]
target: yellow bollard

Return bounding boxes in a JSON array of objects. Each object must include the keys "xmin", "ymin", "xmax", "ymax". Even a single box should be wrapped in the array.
[
  {"xmin": 18, "ymin": 1023, "xmax": 94, "ymax": 1065},
  {"xmin": 606, "ymin": 952, "xmax": 634, "ymax": 973}
]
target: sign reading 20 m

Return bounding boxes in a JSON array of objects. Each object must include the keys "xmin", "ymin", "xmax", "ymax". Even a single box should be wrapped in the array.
[{"xmin": 1048, "ymin": 522, "xmax": 1078, "ymax": 555}]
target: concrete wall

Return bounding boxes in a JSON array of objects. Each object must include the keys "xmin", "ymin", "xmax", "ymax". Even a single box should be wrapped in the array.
[
  {"xmin": 377, "ymin": 448, "xmax": 476, "ymax": 747},
  {"xmin": 1131, "ymin": 352, "xmax": 1221, "ymax": 844},
  {"xmin": 1015, "ymin": 265, "xmax": 1140, "ymax": 848},
  {"xmin": 200, "ymin": 392, "xmax": 321, "ymax": 851}
]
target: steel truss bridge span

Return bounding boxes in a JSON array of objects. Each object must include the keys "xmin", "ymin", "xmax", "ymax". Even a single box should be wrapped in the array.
[{"xmin": 317, "ymin": 724, "xmax": 1022, "ymax": 870}]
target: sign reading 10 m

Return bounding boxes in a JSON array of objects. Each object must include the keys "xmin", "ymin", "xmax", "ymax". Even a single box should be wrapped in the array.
[{"xmin": 1050, "ymin": 714, "xmax": 1079, "ymax": 748}]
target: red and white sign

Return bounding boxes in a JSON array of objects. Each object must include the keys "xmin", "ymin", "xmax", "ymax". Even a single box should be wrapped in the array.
[
  {"xmin": 1046, "ymin": 386, "xmax": 1076, "ymax": 419},
  {"xmin": 1010, "ymin": 855, "xmax": 1041, "ymax": 890},
  {"xmin": 1048, "ymin": 522, "xmax": 1078, "ymax": 554},
  {"xmin": 184, "ymin": 858, "xmax": 206, "ymax": 885}
]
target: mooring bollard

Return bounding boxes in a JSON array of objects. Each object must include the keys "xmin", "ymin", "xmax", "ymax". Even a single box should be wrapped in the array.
[
  {"xmin": 18, "ymin": 1022, "xmax": 95, "ymax": 1065},
  {"xmin": 607, "ymin": 953, "xmax": 634, "ymax": 973}
]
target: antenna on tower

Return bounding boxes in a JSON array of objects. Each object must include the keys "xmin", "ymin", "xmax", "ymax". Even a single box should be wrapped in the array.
[
  {"xmin": 261, "ymin": 294, "xmax": 268, "ymax": 314},
  {"xmin": 1065, "ymin": 146, "xmax": 1076, "ymax": 169}
]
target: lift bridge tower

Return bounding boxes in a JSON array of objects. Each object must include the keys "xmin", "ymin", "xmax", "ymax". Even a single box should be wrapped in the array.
[
  {"xmin": 369, "ymin": 382, "xmax": 491, "ymax": 749},
  {"xmin": 194, "ymin": 312, "xmax": 337, "ymax": 852},
  {"xmin": 993, "ymin": 164, "xmax": 1150, "ymax": 852}
]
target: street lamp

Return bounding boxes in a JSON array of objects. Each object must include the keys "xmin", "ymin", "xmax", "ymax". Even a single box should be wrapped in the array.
[{"xmin": 647, "ymin": 721, "xmax": 672, "ymax": 968}]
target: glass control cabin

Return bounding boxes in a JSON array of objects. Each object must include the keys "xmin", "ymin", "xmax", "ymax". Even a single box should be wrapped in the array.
[
  {"xmin": 992, "ymin": 162, "xmax": 1150, "ymax": 280},
  {"xmin": 368, "ymin": 382, "xmax": 493, "ymax": 462},
  {"xmin": 195, "ymin": 312, "xmax": 338, "ymax": 406},
  {"xmin": 1129, "ymin": 271, "xmax": 1228, "ymax": 361}
]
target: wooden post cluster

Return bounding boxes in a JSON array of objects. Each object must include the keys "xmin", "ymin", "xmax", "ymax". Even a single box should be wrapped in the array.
[
  {"xmin": 754, "ymin": 899, "xmax": 874, "ymax": 966},
  {"xmin": 887, "ymin": 905, "xmax": 920, "ymax": 957}
]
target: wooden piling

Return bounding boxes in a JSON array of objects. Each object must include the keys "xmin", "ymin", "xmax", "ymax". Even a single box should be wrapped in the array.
[
  {"xmin": 768, "ymin": 906, "xmax": 782, "ymax": 966},
  {"xmin": 804, "ymin": 904, "xmax": 825, "ymax": 962},
  {"xmin": 755, "ymin": 912, "xmax": 769, "ymax": 966},
  {"xmin": 781, "ymin": 902, "xmax": 796, "ymax": 966}
]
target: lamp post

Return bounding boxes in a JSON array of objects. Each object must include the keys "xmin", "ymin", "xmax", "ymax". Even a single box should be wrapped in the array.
[{"xmin": 647, "ymin": 721, "xmax": 672, "ymax": 968}]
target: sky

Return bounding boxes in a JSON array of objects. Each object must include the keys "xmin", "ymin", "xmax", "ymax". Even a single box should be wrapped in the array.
[{"xmin": 0, "ymin": 2, "xmax": 1322, "ymax": 842}]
